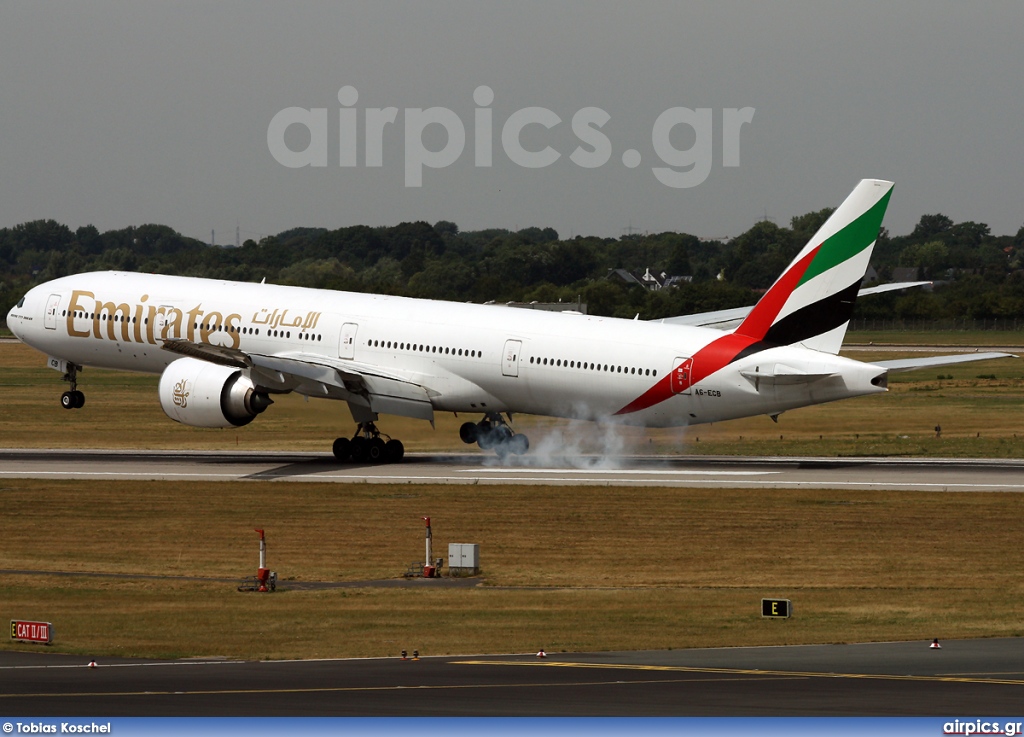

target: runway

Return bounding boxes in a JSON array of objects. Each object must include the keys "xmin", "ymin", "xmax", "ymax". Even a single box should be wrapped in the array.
[
  {"xmin": 1, "ymin": 449, "xmax": 1024, "ymax": 491},
  {"xmin": 3, "ymin": 638, "xmax": 1023, "ymax": 715}
]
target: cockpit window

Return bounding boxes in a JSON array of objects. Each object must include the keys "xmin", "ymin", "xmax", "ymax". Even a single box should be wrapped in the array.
[{"xmin": 16, "ymin": 296, "xmax": 25, "ymax": 309}]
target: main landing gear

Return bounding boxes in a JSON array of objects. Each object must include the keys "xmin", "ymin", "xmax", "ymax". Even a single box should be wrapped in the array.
[
  {"xmin": 460, "ymin": 413, "xmax": 529, "ymax": 459},
  {"xmin": 332, "ymin": 422, "xmax": 404, "ymax": 464},
  {"xmin": 60, "ymin": 363, "xmax": 85, "ymax": 410}
]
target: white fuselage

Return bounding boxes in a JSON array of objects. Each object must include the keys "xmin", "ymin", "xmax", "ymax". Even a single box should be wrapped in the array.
[{"xmin": 6, "ymin": 271, "xmax": 888, "ymax": 428}]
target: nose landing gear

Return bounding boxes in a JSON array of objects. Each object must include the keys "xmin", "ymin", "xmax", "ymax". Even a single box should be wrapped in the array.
[
  {"xmin": 332, "ymin": 422, "xmax": 404, "ymax": 464},
  {"xmin": 460, "ymin": 413, "xmax": 529, "ymax": 458},
  {"xmin": 60, "ymin": 363, "xmax": 85, "ymax": 409}
]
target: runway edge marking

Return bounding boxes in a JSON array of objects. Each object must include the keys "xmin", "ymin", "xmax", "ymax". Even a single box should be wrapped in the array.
[{"xmin": 452, "ymin": 659, "xmax": 1024, "ymax": 686}]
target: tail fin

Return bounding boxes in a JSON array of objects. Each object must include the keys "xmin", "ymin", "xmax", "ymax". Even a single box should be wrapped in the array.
[{"xmin": 735, "ymin": 178, "xmax": 893, "ymax": 354}]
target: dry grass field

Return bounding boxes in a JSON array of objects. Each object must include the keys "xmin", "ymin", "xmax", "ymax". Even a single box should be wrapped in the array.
[
  {"xmin": 2, "ymin": 479, "xmax": 1024, "ymax": 660},
  {"xmin": 2, "ymin": 334, "xmax": 1023, "ymax": 660}
]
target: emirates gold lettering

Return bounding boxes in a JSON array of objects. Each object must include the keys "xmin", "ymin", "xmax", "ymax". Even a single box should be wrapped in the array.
[
  {"xmin": 133, "ymin": 295, "xmax": 147, "ymax": 344},
  {"xmin": 67, "ymin": 290, "xmax": 93, "ymax": 338},
  {"xmin": 96, "ymin": 301, "xmax": 132, "ymax": 342},
  {"xmin": 146, "ymin": 303, "xmax": 159, "ymax": 344},
  {"xmin": 225, "ymin": 314, "xmax": 241, "ymax": 349},
  {"xmin": 66, "ymin": 289, "xmax": 305, "ymax": 351},
  {"xmin": 185, "ymin": 305, "xmax": 203, "ymax": 342},
  {"xmin": 162, "ymin": 307, "xmax": 184, "ymax": 340}
]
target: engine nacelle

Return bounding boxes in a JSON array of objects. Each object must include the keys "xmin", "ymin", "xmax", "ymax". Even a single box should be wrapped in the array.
[{"xmin": 159, "ymin": 357, "xmax": 272, "ymax": 428}]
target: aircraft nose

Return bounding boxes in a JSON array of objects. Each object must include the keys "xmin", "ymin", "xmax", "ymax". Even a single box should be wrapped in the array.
[{"xmin": 6, "ymin": 299, "xmax": 24, "ymax": 340}]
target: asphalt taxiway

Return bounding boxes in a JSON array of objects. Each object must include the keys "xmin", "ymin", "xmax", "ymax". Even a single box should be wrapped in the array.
[
  {"xmin": 2, "ymin": 638, "xmax": 1023, "ymax": 715},
  {"xmin": 1, "ymin": 449, "xmax": 1023, "ymax": 491}
]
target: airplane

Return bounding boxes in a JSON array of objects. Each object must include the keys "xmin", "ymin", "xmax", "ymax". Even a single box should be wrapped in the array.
[{"xmin": 5, "ymin": 179, "xmax": 1015, "ymax": 462}]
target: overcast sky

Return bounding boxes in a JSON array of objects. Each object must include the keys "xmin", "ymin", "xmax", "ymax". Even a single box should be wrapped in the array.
[{"xmin": 2, "ymin": 1, "xmax": 1022, "ymax": 245}]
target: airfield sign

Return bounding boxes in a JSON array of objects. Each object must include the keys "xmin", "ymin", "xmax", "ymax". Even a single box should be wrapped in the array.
[
  {"xmin": 11, "ymin": 620, "xmax": 53, "ymax": 644},
  {"xmin": 761, "ymin": 599, "xmax": 792, "ymax": 619}
]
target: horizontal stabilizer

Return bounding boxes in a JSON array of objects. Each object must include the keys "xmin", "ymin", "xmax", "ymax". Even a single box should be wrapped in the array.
[
  {"xmin": 656, "ymin": 306, "xmax": 751, "ymax": 330},
  {"xmin": 740, "ymin": 364, "xmax": 838, "ymax": 386},
  {"xmin": 654, "ymin": 281, "xmax": 928, "ymax": 330},
  {"xmin": 857, "ymin": 281, "xmax": 931, "ymax": 296},
  {"xmin": 872, "ymin": 352, "xmax": 1018, "ymax": 373}
]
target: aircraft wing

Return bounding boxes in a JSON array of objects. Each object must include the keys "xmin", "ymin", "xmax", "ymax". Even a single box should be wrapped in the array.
[
  {"xmin": 160, "ymin": 338, "xmax": 251, "ymax": 368},
  {"xmin": 161, "ymin": 339, "xmax": 435, "ymax": 421},
  {"xmin": 653, "ymin": 282, "xmax": 932, "ymax": 329},
  {"xmin": 871, "ymin": 352, "xmax": 1017, "ymax": 373}
]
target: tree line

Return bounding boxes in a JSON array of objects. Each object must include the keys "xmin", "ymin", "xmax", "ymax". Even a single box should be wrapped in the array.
[{"xmin": 2, "ymin": 209, "xmax": 1023, "ymax": 325}]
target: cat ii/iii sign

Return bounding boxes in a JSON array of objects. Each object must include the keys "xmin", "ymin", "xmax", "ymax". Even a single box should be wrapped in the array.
[{"xmin": 11, "ymin": 620, "xmax": 53, "ymax": 644}]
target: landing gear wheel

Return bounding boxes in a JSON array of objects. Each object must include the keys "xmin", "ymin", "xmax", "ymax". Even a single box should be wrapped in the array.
[
  {"xmin": 509, "ymin": 433, "xmax": 529, "ymax": 455},
  {"xmin": 459, "ymin": 421, "xmax": 479, "ymax": 444},
  {"xmin": 384, "ymin": 439, "xmax": 405, "ymax": 463},
  {"xmin": 350, "ymin": 436, "xmax": 368, "ymax": 463},
  {"xmin": 367, "ymin": 437, "xmax": 386, "ymax": 463},
  {"xmin": 337, "ymin": 421, "xmax": 406, "ymax": 464},
  {"xmin": 468, "ymin": 413, "xmax": 527, "ymax": 459},
  {"xmin": 494, "ymin": 425, "xmax": 513, "ymax": 444},
  {"xmin": 59, "ymin": 363, "xmax": 84, "ymax": 409},
  {"xmin": 476, "ymin": 420, "xmax": 495, "ymax": 449},
  {"xmin": 491, "ymin": 425, "xmax": 515, "ymax": 460},
  {"xmin": 332, "ymin": 437, "xmax": 351, "ymax": 461}
]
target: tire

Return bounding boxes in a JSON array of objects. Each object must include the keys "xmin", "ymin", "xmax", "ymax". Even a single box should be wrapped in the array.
[
  {"xmin": 350, "ymin": 437, "xmax": 368, "ymax": 463},
  {"xmin": 61, "ymin": 392, "xmax": 74, "ymax": 410},
  {"xmin": 491, "ymin": 425, "xmax": 514, "ymax": 458},
  {"xmin": 459, "ymin": 422, "xmax": 479, "ymax": 444},
  {"xmin": 73, "ymin": 391, "xmax": 85, "ymax": 409},
  {"xmin": 510, "ymin": 434, "xmax": 529, "ymax": 455},
  {"xmin": 384, "ymin": 439, "xmax": 405, "ymax": 463},
  {"xmin": 477, "ymin": 421, "xmax": 496, "ymax": 449},
  {"xmin": 332, "ymin": 437, "xmax": 351, "ymax": 461},
  {"xmin": 367, "ymin": 437, "xmax": 386, "ymax": 463}
]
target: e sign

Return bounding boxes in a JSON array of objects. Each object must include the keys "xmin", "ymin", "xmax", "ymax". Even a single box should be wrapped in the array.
[{"xmin": 761, "ymin": 599, "xmax": 791, "ymax": 619}]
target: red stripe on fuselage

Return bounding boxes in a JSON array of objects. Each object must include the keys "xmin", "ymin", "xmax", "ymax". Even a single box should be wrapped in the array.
[
  {"xmin": 613, "ymin": 332, "xmax": 759, "ymax": 416},
  {"xmin": 614, "ymin": 246, "xmax": 820, "ymax": 417}
]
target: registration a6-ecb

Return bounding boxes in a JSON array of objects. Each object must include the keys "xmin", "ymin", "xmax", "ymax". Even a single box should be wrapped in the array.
[{"xmin": 694, "ymin": 389, "xmax": 722, "ymax": 397}]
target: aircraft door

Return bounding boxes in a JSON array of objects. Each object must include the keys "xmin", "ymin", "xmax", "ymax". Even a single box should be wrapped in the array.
[
  {"xmin": 44, "ymin": 294, "xmax": 61, "ymax": 330},
  {"xmin": 339, "ymin": 322, "xmax": 358, "ymax": 359},
  {"xmin": 670, "ymin": 356, "xmax": 693, "ymax": 395},
  {"xmin": 502, "ymin": 339, "xmax": 522, "ymax": 377},
  {"xmin": 155, "ymin": 306, "xmax": 173, "ymax": 340}
]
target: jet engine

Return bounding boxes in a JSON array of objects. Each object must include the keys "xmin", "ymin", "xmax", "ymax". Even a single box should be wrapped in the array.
[{"xmin": 159, "ymin": 357, "xmax": 272, "ymax": 428}]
